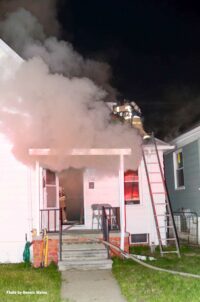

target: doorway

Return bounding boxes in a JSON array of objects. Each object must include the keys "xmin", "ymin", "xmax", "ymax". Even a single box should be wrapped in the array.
[{"xmin": 59, "ymin": 168, "xmax": 84, "ymax": 224}]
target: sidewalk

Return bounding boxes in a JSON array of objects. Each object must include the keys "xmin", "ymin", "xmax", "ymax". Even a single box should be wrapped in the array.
[{"xmin": 61, "ymin": 269, "xmax": 127, "ymax": 302}]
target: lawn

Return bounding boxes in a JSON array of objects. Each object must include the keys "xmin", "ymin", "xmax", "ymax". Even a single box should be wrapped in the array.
[
  {"xmin": 0, "ymin": 262, "xmax": 63, "ymax": 302},
  {"xmin": 112, "ymin": 246, "xmax": 200, "ymax": 302}
]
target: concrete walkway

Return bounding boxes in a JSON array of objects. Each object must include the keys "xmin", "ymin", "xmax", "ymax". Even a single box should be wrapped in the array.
[{"xmin": 61, "ymin": 269, "xmax": 127, "ymax": 302}]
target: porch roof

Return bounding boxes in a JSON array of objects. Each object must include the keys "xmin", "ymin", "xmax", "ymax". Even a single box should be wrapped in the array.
[{"xmin": 29, "ymin": 148, "xmax": 132, "ymax": 156}]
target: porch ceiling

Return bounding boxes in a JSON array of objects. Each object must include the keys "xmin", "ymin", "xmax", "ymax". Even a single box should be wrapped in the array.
[{"xmin": 29, "ymin": 148, "xmax": 132, "ymax": 156}]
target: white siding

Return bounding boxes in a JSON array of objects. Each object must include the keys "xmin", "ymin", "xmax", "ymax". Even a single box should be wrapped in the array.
[
  {"xmin": 0, "ymin": 39, "xmax": 23, "ymax": 81},
  {"xmin": 126, "ymin": 153, "xmax": 166, "ymax": 245},
  {"xmin": 83, "ymin": 149, "xmax": 166, "ymax": 245},
  {"xmin": 83, "ymin": 169, "xmax": 120, "ymax": 229},
  {"xmin": 0, "ymin": 135, "xmax": 33, "ymax": 262}
]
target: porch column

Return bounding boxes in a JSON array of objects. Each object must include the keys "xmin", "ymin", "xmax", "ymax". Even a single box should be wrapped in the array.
[
  {"xmin": 35, "ymin": 161, "xmax": 40, "ymax": 233},
  {"xmin": 119, "ymin": 154, "xmax": 125, "ymax": 250}
]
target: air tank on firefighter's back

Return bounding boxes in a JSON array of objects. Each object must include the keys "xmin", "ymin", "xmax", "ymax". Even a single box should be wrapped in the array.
[{"xmin": 107, "ymin": 99, "xmax": 150, "ymax": 139}]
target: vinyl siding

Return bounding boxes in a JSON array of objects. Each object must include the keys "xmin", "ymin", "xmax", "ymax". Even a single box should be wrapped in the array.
[{"xmin": 164, "ymin": 140, "xmax": 200, "ymax": 214}]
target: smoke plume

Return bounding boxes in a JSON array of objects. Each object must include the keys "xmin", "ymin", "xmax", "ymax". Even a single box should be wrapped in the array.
[
  {"xmin": 0, "ymin": 0, "xmax": 60, "ymax": 36},
  {"xmin": 0, "ymin": 8, "xmax": 116, "ymax": 98},
  {"xmin": 0, "ymin": 8, "xmax": 142, "ymax": 172}
]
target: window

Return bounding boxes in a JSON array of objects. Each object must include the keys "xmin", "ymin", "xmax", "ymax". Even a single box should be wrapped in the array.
[
  {"xmin": 89, "ymin": 181, "xmax": 95, "ymax": 189},
  {"xmin": 43, "ymin": 169, "xmax": 57, "ymax": 208},
  {"xmin": 46, "ymin": 170, "xmax": 56, "ymax": 185},
  {"xmin": 174, "ymin": 150, "xmax": 185, "ymax": 189},
  {"xmin": 124, "ymin": 170, "xmax": 140, "ymax": 204},
  {"xmin": 131, "ymin": 233, "xmax": 149, "ymax": 244}
]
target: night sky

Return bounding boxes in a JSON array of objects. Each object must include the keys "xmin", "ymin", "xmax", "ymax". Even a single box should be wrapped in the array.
[{"xmin": 57, "ymin": 0, "xmax": 200, "ymax": 139}]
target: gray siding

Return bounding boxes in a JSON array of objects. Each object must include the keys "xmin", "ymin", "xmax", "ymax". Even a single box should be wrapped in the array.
[{"xmin": 164, "ymin": 140, "xmax": 200, "ymax": 215}]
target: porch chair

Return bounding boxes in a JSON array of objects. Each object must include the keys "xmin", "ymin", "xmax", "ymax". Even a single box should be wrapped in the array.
[
  {"xmin": 91, "ymin": 203, "xmax": 112, "ymax": 229},
  {"xmin": 91, "ymin": 204, "xmax": 102, "ymax": 229}
]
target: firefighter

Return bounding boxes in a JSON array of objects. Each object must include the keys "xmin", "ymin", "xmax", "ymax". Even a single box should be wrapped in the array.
[
  {"xmin": 112, "ymin": 99, "xmax": 150, "ymax": 139},
  {"xmin": 59, "ymin": 187, "xmax": 67, "ymax": 223}
]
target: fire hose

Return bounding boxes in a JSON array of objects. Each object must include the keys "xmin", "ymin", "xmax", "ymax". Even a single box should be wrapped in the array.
[{"xmin": 93, "ymin": 238, "xmax": 200, "ymax": 279}]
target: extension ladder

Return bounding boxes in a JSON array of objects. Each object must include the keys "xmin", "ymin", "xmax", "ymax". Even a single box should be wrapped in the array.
[{"xmin": 142, "ymin": 134, "xmax": 181, "ymax": 257}]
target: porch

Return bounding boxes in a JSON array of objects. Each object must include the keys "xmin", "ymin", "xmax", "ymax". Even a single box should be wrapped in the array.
[
  {"xmin": 38, "ymin": 205, "xmax": 122, "ymax": 265},
  {"xmin": 32, "ymin": 228, "xmax": 130, "ymax": 269},
  {"xmin": 30, "ymin": 148, "xmax": 132, "ymax": 268}
]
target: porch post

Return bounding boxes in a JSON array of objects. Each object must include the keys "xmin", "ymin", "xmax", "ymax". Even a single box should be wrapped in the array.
[
  {"xmin": 35, "ymin": 161, "xmax": 40, "ymax": 233},
  {"xmin": 119, "ymin": 154, "xmax": 125, "ymax": 250}
]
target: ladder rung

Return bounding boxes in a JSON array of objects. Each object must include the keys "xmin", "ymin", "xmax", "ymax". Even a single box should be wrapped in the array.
[
  {"xmin": 149, "ymin": 172, "xmax": 160, "ymax": 174},
  {"xmin": 152, "ymin": 192, "xmax": 165, "ymax": 195},
  {"xmin": 161, "ymin": 251, "xmax": 179, "ymax": 254},
  {"xmin": 160, "ymin": 238, "xmax": 176, "ymax": 241},
  {"xmin": 155, "ymin": 203, "xmax": 167, "ymax": 205},
  {"xmin": 156, "ymin": 226, "xmax": 174, "ymax": 229},
  {"xmin": 156, "ymin": 214, "xmax": 170, "ymax": 217},
  {"xmin": 146, "ymin": 162, "xmax": 158, "ymax": 164},
  {"xmin": 150, "ymin": 182, "xmax": 163, "ymax": 184}
]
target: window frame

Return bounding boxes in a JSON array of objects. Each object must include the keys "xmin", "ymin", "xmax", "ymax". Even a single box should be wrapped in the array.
[
  {"xmin": 173, "ymin": 149, "xmax": 185, "ymax": 190},
  {"xmin": 43, "ymin": 169, "xmax": 59, "ymax": 209},
  {"xmin": 124, "ymin": 169, "xmax": 140, "ymax": 205},
  {"xmin": 130, "ymin": 233, "xmax": 149, "ymax": 244}
]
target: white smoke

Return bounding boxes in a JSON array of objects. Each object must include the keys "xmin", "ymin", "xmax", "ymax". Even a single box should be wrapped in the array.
[
  {"xmin": 0, "ymin": 8, "xmax": 142, "ymax": 172},
  {"xmin": 0, "ymin": 8, "xmax": 45, "ymax": 53},
  {"xmin": 24, "ymin": 37, "xmax": 113, "ymax": 91},
  {"xmin": 0, "ymin": 8, "xmax": 116, "ymax": 97}
]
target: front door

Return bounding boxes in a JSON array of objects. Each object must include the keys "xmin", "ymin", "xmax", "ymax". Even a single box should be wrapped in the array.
[{"xmin": 41, "ymin": 169, "xmax": 59, "ymax": 231}]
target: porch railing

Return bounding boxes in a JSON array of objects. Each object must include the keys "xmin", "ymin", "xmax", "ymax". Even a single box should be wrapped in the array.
[
  {"xmin": 40, "ymin": 209, "xmax": 62, "ymax": 260},
  {"xmin": 40, "ymin": 208, "xmax": 60, "ymax": 233},
  {"xmin": 173, "ymin": 211, "xmax": 198, "ymax": 245}
]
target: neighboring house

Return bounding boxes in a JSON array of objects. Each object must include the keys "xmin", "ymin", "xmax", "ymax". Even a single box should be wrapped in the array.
[
  {"xmin": 0, "ymin": 39, "xmax": 174, "ymax": 264},
  {"xmin": 164, "ymin": 124, "xmax": 200, "ymax": 244}
]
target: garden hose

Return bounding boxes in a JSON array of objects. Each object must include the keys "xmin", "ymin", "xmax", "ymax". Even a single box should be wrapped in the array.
[{"xmin": 93, "ymin": 238, "xmax": 200, "ymax": 279}]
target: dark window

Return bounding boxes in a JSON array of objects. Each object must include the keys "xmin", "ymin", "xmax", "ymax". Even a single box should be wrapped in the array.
[
  {"xmin": 46, "ymin": 187, "xmax": 57, "ymax": 208},
  {"xmin": 124, "ymin": 170, "xmax": 140, "ymax": 204},
  {"xmin": 176, "ymin": 169, "xmax": 184, "ymax": 187},
  {"xmin": 131, "ymin": 233, "xmax": 148, "ymax": 243},
  {"xmin": 89, "ymin": 181, "xmax": 95, "ymax": 189},
  {"xmin": 44, "ymin": 169, "xmax": 57, "ymax": 208},
  {"xmin": 175, "ymin": 151, "xmax": 185, "ymax": 188},
  {"xmin": 46, "ymin": 169, "xmax": 56, "ymax": 185}
]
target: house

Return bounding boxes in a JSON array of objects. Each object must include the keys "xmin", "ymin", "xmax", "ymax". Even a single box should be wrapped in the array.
[
  {"xmin": 164, "ymin": 124, "xmax": 200, "ymax": 245},
  {"xmin": 0, "ymin": 39, "xmax": 174, "ymax": 265}
]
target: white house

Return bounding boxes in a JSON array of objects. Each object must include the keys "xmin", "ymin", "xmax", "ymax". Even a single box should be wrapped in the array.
[{"xmin": 0, "ymin": 39, "xmax": 174, "ymax": 264}]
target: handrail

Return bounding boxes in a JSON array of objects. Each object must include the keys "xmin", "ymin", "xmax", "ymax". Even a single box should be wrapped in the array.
[
  {"xmin": 59, "ymin": 208, "xmax": 63, "ymax": 261},
  {"xmin": 102, "ymin": 206, "xmax": 109, "ymax": 241},
  {"xmin": 59, "ymin": 209, "xmax": 81, "ymax": 261},
  {"xmin": 102, "ymin": 206, "xmax": 110, "ymax": 258}
]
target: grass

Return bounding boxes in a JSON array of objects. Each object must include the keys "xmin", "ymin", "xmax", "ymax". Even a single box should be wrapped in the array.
[
  {"xmin": 0, "ymin": 262, "xmax": 63, "ymax": 302},
  {"xmin": 112, "ymin": 246, "xmax": 200, "ymax": 302}
]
